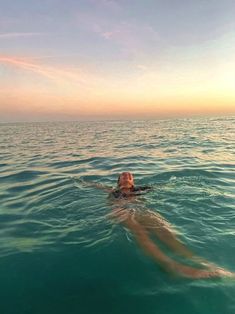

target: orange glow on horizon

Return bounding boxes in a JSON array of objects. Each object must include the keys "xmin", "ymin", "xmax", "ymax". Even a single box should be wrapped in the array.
[{"xmin": 1, "ymin": 54, "xmax": 235, "ymax": 120}]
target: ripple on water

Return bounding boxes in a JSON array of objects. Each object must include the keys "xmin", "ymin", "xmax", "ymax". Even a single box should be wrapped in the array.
[
  {"xmin": 0, "ymin": 118, "xmax": 235, "ymax": 314},
  {"xmin": 1, "ymin": 169, "xmax": 49, "ymax": 182}
]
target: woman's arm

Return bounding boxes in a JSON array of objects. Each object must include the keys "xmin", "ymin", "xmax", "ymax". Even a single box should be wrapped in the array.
[{"xmin": 80, "ymin": 179, "xmax": 112, "ymax": 192}]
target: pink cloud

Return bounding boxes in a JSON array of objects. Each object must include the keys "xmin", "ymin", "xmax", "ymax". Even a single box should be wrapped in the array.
[
  {"xmin": 99, "ymin": 21, "xmax": 159, "ymax": 56},
  {"xmin": 0, "ymin": 55, "xmax": 93, "ymax": 87},
  {"xmin": 75, "ymin": 8, "xmax": 159, "ymax": 57}
]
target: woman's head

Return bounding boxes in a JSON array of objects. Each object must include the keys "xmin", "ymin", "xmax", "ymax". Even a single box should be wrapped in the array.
[{"xmin": 117, "ymin": 172, "xmax": 134, "ymax": 189}]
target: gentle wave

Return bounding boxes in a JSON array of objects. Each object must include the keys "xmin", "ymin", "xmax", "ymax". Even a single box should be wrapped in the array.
[{"xmin": 0, "ymin": 117, "xmax": 235, "ymax": 313}]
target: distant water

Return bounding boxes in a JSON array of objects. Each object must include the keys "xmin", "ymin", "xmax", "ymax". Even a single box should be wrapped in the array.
[{"xmin": 0, "ymin": 116, "xmax": 235, "ymax": 314}]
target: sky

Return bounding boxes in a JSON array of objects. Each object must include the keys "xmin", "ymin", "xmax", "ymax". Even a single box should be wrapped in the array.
[{"xmin": 0, "ymin": 0, "xmax": 235, "ymax": 121}]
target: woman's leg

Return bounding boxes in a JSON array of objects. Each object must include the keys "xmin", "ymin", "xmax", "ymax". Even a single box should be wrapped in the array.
[
  {"xmin": 136, "ymin": 211, "xmax": 206, "ymax": 262},
  {"xmin": 120, "ymin": 210, "xmax": 234, "ymax": 279}
]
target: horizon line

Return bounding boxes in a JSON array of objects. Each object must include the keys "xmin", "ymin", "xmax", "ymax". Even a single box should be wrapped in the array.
[{"xmin": 1, "ymin": 113, "xmax": 234, "ymax": 124}]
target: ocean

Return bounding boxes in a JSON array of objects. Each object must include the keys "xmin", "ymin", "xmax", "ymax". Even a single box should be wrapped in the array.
[{"xmin": 0, "ymin": 116, "xmax": 235, "ymax": 314}]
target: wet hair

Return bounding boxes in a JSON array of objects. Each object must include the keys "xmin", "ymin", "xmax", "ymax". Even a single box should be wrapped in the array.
[{"xmin": 117, "ymin": 172, "xmax": 134, "ymax": 187}]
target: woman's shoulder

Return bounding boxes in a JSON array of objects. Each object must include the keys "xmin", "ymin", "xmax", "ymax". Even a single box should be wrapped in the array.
[
  {"xmin": 109, "ymin": 188, "xmax": 121, "ymax": 198},
  {"xmin": 133, "ymin": 185, "xmax": 152, "ymax": 192}
]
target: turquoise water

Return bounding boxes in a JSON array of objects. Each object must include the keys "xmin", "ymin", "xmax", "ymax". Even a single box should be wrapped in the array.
[{"xmin": 0, "ymin": 117, "xmax": 235, "ymax": 314}]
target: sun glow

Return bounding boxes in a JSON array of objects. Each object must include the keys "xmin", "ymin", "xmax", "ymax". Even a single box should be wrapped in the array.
[{"xmin": 1, "ymin": 28, "xmax": 235, "ymax": 121}]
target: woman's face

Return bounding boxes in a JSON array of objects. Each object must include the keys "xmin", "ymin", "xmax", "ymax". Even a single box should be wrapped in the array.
[{"xmin": 118, "ymin": 172, "xmax": 134, "ymax": 189}]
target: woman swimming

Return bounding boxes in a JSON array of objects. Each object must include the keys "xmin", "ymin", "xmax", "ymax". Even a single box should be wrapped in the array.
[
  {"xmin": 111, "ymin": 171, "xmax": 152, "ymax": 198},
  {"xmin": 82, "ymin": 172, "xmax": 234, "ymax": 279}
]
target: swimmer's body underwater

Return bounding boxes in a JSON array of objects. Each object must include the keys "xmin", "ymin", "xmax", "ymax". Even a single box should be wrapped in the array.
[{"xmin": 83, "ymin": 172, "xmax": 235, "ymax": 279}]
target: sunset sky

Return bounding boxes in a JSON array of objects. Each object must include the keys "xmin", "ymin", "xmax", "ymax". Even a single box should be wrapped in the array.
[{"xmin": 1, "ymin": 0, "xmax": 235, "ymax": 121}]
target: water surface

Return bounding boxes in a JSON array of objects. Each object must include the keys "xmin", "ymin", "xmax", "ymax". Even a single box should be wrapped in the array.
[{"xmin": 0, "ymin": 117, "xmax": 235, "ymax": 314}]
